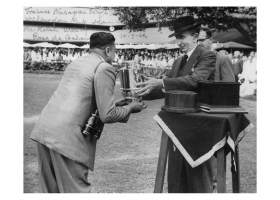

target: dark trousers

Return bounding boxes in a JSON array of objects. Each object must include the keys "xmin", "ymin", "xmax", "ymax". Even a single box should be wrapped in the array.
[
  {"xmin": 37, "ymin": 142, "xmax": 91, "ymax": 193},
  {"xmin": 211, "ymin": 156, "xmax": 217, "ymax": 184},
  {"xmin": 235, "ymin": 75, "xmax": 239, "ymax": 82},
  {"xmin": 167, "ymin": 142, "xmax": 213, "ymax": 193}
]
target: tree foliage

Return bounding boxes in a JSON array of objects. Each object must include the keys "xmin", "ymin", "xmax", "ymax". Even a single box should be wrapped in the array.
[{"xmin": 111, "ymin": 7, "xmax": 256, "ymax": 42}]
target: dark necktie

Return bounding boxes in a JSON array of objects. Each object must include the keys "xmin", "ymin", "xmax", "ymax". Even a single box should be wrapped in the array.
[{"xmin": 180, "ymin": 54, "xmax": 189, "ymax": 71}]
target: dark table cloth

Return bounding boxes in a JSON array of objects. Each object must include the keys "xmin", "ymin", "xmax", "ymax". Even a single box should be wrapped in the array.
[{"xmin": 154, "ymin": 111, "xmax": 254, "ymax": 169}]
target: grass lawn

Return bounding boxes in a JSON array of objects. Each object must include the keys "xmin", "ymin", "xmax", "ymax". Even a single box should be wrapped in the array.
[{"xmin": 24, "ymin": 73, "xmax": 256, "ymax": 193}]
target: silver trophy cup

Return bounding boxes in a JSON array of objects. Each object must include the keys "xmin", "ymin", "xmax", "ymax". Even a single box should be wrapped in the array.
[{"xmin": 119, "ymin": 67, "xmax": 143, "ymax": 102}]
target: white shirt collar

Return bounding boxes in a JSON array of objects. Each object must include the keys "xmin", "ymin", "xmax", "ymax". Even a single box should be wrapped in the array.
[{"xmin": 186, "ymin": 44, "xmax": 197, "ymax": 60}]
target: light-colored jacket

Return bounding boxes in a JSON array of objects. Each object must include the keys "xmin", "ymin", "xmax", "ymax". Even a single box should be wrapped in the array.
[{"xmin": 30, "ymin": 53, "xmax": 131, "ymax": 170}]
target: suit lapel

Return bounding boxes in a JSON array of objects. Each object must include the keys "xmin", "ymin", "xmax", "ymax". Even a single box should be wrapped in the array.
[
  {"xmin": 180, "ymin": 46, "xmax": 200, "ymax": 76},
  {"xmin": 169, "ymin": 56, "xmax": 184, "ymax": 78}
]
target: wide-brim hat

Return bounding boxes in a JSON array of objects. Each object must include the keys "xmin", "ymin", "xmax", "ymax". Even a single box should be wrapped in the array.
[{"xmin": 168, "ymin": 16, "xmax": 202, "ymax": 38}]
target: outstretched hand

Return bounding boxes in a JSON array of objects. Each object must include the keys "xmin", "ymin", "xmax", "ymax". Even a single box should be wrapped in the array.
[
  {"xmin": 115, "ymin": 98, "xmax": 128, "ymax": 106},
  {"xmin": 135, "ymin": 75, "xmax": 163, "ymax": 97}
]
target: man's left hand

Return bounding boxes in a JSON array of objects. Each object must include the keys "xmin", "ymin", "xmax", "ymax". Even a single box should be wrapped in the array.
[{"xmin": 135, "ymin": 76, "xmax": 163, "ymax": 97}]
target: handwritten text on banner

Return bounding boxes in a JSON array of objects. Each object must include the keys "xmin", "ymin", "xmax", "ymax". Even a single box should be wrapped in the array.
[
  {"xmin": 24, "ymin": 7, "xmax": 123, "ymax": 26},
  {"xmin": 23, "ymin": 26, "xmax": 174, "ymax": 44}
]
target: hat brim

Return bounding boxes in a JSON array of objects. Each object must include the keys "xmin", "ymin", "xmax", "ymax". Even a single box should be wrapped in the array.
[{"xmin": 168, "ymin": 23, "xmax": 202, "ymax": 38}]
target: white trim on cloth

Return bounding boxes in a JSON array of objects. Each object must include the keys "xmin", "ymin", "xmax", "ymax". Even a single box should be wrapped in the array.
[
  {"xmin": 153, "ymin": 115, "xmax": 227, "ymax": 168},
  {"xmin": 235, "ymin": 123, "xmax": 254, "ymax": 146},
  {"xmin": 227, "ymin": 135, "xmax": 235, "ymax": 152}
]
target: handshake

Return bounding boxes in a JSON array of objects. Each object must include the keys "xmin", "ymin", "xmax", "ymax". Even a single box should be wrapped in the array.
[{"xmin": 115, "ymin": 98, "xmax": 147, "ymax": 113}]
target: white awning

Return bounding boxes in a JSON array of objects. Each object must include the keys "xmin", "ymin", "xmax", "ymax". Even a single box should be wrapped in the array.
[{"xmin": 31, "ymin": 42, "xmax": 57, "ymax": 48}]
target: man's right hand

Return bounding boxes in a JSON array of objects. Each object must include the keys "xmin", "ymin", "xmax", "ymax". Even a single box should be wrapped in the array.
[{"xmin": 129, "ymin": 100, "xmax": 147, "ymax": 113}]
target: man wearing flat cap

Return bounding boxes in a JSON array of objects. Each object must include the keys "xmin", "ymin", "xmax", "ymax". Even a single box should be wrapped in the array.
[{"xmin": 136, "ymin": 16, "xmax": 216, "ymax": 193}]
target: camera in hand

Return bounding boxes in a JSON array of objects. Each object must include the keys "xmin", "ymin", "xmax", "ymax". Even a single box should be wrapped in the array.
[{"xmin": 82, "ymin": 110, "xmax": 104, "ymax": 139}]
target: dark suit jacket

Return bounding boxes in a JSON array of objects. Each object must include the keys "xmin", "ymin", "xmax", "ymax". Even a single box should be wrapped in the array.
[
  {"xmin": 30, "ymin": 53, "xmax": 131, "ymax": 170},
  {"xmin": 163, "ymin": 46, "xmax": 216, "ymax": 91},
  {"xmin": 232, "ymin": 58, "xmax": 243, "ymax": 76},
  {"xmin": 213, "ymin": 50, "xmax": 235, "ymax": 82}
]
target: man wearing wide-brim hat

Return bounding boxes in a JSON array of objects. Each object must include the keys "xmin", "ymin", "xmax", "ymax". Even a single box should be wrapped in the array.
[{"xmin": 135, "ymin": 16, "xmax": 216, "ymax": 193}]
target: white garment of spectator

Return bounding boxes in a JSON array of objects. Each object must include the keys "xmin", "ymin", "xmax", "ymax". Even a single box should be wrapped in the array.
[
  {"xmin": 117, "ymin": 56, "xmax": 123, "ymax": 64},
  {"xmin": 42, "ymin": 52, "xmax": 48, "ymax": 61},
  {"xmin": 239, "ymin": 57, "xmax": 257, "ymax": 97},
  {"xmin": 155, "ymin": 58, "xmax": 161, "ymax": 67},
  {"xmin": 31, "ymin": 50, "xmax": 37, "ymax": 61},
  {"xmin": 72, "ymin": 53, "xmax": 79, "ymax": 60},
  {"xmin": 37, "ymin": 53, "xmax": 43, "ymax": 61},
  {"xmin": 239, "ymin": 58, "xmax": 256, "ymax": 82},
  {"xmin": 168, "ymin": 58, "xmax": 174, "ymax": 66},
  {"xmin": 54, "ymin": 51, "xmax": 59, "ymax": 59},
  {"xmin": 143, "ymin": 59, "xmax": 149, "ymax": 65},
  {"xmin": 78, "ymin": 52, "xmax": 83, "ymax": 58},
  {"xmin": 82, "ymin": 52, "xmax": 89, "ymax": 57},
  {"xmin": 63, "ymin": 54, "xmax": 70, "ymax": 61},
  {"xmin": 161, "ymin": 60, "xmax": 169, "ymax": 68},
  {"xmin": 134, "ymin": 54, "xmax": 139, "ymax": 61},
  {"xmin": 146, "ymin": 59, "xmax": 156, "ymax": 67},
  {"xmin": 31, "ymin": 51, "xmax": 41, "ymax": 62},
  {"xmin": 69, "ymin": 54, "xmax": 77, "ymax": 62},
  {"xmin": 48, "ymin": 52, "xmax": 54, "ymax": 62},
  {"xmin": 114, "ymin": 53, "xmax": 118, "ymax": 62}
]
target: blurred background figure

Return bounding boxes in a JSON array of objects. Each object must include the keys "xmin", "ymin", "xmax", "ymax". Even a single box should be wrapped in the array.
[
  {"xmin": 24, "ymin": 48, "xmax": 32, "ymax": 62},
  {"xmin": 198, "ymin": 27, "xmax": 235, "ymax": 82},
  {"xmin": 228, "ymin": 53, "xmax": 233, "ymax": 60},
  {"xmin": 232, "ymin": 51, "xmax": 243, "ymax": 82},
  {"xmin": 238, "ymin": 55, "xmax": 257, "ymax": 97},
  {"xmin": 218, "ymin": 50, "xmax": 229, "ymax": 56}
]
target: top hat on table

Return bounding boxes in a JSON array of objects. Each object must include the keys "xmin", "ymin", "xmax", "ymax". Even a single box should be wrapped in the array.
[
  {"xmin": 168, "ymin": 16, "xmax": 202, "ymax": 38},
  {"xmin": 161, "ymin": 90, "xmax": 200, "ymax": 113}
]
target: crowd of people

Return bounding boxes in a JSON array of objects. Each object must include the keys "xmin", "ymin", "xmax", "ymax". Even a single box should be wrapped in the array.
[
  {"xmin": 215, "ymin": 50, "xmax": 257, "ymax": 97},
  {"xmin": 23, "ymin": 47, "xmax": 90, "ymax": 71},
  {"xmin": 235, "ymin": 51, "xmax": 257, "ymax": 97},
  {"xmin": 23, "ymin": 45, "xmax": 257, "ymax": 97}
]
